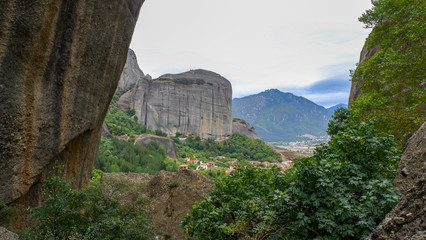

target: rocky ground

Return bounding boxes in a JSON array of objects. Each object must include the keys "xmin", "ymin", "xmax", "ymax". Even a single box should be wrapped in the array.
[{"xmin": 102, "ymin": 170, "xmax": 215, "ymax": 240}]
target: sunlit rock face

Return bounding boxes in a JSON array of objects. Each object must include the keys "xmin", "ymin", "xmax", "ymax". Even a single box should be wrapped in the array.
[
  {"xmin": 117, "ymin": 48, "xmax": 145, "ymax": 91},
  {"xmin": 0, "ymin": 0, "xmax": 144, "ymax": 206},
  {"xmin": 119, "ymin": 69, "xmax": 233, "ymax": 140}
]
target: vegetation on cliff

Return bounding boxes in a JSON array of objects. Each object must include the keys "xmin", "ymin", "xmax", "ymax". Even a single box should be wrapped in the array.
[
  {"xmin": 182, "ymin": 109, "xmax": 400, "ymax": 239},
  {"xmin": 351, "ymin": 0, "xmax": 425, "ymax": 147}
]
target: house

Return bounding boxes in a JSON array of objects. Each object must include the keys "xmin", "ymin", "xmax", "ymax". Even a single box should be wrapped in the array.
[
  {"xmin": 179, "ymin": 164, "xmax": 188, "ymax": 170},
  {"xmin": 225, "ymin": 166, "xmax": 235, "ymax": 175},
  {"xmin": 198, "ymin": 163, "xmax": 209, "ymax": 170},
  {"xmin": 190, "ymin": 159, "xmax": 199, "ymax": 164},
  {"xmin": 184, "ymin": 157, "xmax": 191, "ymax": 162}
]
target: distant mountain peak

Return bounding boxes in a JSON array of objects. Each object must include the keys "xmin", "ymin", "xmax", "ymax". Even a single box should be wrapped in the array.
[{"xmin": 233, "ymin": 90, "xmax": 332, "ymax": 142}]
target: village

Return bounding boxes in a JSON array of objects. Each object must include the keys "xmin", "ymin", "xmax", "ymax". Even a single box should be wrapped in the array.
[{"xmin": 178, "ymin": 156, "xmax": 295, "ymax": 175}]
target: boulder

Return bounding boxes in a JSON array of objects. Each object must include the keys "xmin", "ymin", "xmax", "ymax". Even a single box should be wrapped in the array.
[
  {"xmin": 0, "ymin": 0, "xmax": 144, "ymax": 206},
  {"xmin": 134, "ymin": 134, "xmax": 178, "ymax": 160},
  {"xmin": 119, "ymin": 69, "xmax": 233, "ymax": 140},
  {"xmin": 0, "ymin": 227, "xmax": 19, "ymax": 240},
  {"xmin": 367, "ymin": 121, "xmax": 426, "ymax": 239},
  {"xmin": 232, "ymin": 117, "xmax": 259, "ymax": 139}
]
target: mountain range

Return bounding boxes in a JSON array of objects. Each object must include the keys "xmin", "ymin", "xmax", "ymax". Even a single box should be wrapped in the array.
[{"xmin": 233, "ymin": 89, "xmax": 338, "ymax": 142}]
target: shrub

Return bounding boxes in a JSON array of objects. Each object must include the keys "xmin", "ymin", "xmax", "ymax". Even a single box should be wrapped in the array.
[
  {"xmin": 182, "ymin": 110, "xmax": 400, "ymax": 239},
  {"xmin": 24, "ymin": 175, "xmax": 152, "ymax": 240}
]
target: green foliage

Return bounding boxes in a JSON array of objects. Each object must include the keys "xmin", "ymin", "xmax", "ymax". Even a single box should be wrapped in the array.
[
  {"xmin": 24, "ymin": 175, "xmax": 152, "ymax": 240},
  {"xmin": 168, "ymin": 181, "xmax": 180, "ymax": 188},
  {"xmin": 178, "ymin": 133, "xmax": 281, "ymax": 163},
  {"xmin": 351, "ymin": 0, "xmax": 426, "ymax": 147},
  {"xmin": 95, "ymin": 137, "xmax": 177, "ymax": 175},
  {"xmin": 90, "ymin": 169, "xmax": 103, "ymax": 185},
  {"xmin": 182, "ymin": 110, "xmax": 400, "ymax": 239},
  {"xmin": 0, "ymin": 199, "xmax": 19, "ymax": 225}
]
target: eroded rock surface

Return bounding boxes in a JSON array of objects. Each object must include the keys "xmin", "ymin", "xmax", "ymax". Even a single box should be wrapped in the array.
[
  {"xmin": 367, "ymin": 122, "xmax": 426, "ymax": 239},
  {"xmin": 135, "ymin": 134, "xmax": 178, "ymax": 160},
  {"xmin": 102, "ymin": 170, "xmax": 215, "ymax": 240},
  {"xmin": 232, "ymin": 117, "xmax": 259, "ymax": 139},
  {"xmin": 119, "ymin": 69, "xmax": 233, "ymax": 140},
  {"xmin": 0, "ymin": 227, "xmax": 19, "ymax": 240},
  {"xmin": 0, "ymin": 0, "xmax": 144, "ymax": 206}
]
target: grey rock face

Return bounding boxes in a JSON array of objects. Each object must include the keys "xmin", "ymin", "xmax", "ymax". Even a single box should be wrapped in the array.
[
  {"xmin": 232, "ymin": 118, "xmax": 259, "ymax": 139},
  {"xmin": 394, "ymin": 121, "xmax": 426, "ymax": 194},
  {"xmin": 0, "ymin": 227, "xmax": 19, "ymax": 240},
  {"xmin": 134, "ymin": 134, "xmax": 178, "ymax": 160},
  {"xmin": 102, "ymin": 122, "xmax": 111, "ymax": 137},
  {"xmin": 348, "ymin": 44, "xmax": 379, "ymax": 106},
  {"xmin": 119, "ymin": 69, "xmax": 233, "ymax": 140},
  {"xmin": 367, "ymin": 122, "xmax": 426, "ymax": 240},
  {"xmin": 117, "ymin": 48, "xmax": 145, "ymax": 91},
  {"xmin": 0, "ymin": 0, "xmax": 144, "ymax": 206}
]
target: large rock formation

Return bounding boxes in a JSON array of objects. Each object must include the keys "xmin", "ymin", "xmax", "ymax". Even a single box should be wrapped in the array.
[
  {"xmin": 134, "ymin": 134, "xmax": 178, "ymax": 160},
  {"xmin": 367, "ymin": 122, "xmax": 426, "ymax": 239},
  {"xmin": 117, "ymin": 48, "xmax": 145, "ymax": 91},
  {"xmin": 232, "ymin": 117, "xmax": 259, "ymax": 139},
  {"xmin": 348, "ymin": 44, "xmax": 379, "ymax": 106},
  {"xmin": 0, "ymin": 0, "xmax": 144, "ymax": 206},
  {"xmin": 119, "ymin": 69, "xmax": 233, "ymax": 140}
]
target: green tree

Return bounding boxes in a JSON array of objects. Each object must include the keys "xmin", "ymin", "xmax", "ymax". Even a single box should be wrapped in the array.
[{"xmin": 182, "ymin": 110, "xmax": 400, "ymax": 239}]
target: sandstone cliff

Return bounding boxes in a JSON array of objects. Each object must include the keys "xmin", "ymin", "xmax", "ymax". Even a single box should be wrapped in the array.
[
  {"xmin": 0, "ymin": 0, "xmax": 144, "ymax": 206},
  {"xmin": 119, "ymin": 69, "xmax": 233, "ymax": 140},
  {"xmin": 232, "ymin": 117, "xmax": 259, "ymax": 139},
  {"xmin": 134, "ymin": 134, "xmax": 178, "ymax": 160},
  {"xmin": 367, "ymin": 121, "xmax": 426, "ymax": 239}
]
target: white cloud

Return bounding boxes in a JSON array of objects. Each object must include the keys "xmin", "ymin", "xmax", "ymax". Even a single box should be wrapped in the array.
[{"xmin": 130, "ymin": 0, "xmax": 372, "ymax": 105}]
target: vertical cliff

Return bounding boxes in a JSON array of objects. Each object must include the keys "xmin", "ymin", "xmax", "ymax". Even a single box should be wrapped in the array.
[
  {"xmin": 117, "ymin": 48, "xmax": 145, "ymax": 91},
  {"xmin": 119, "ymin": 69, "xmax": 233, "ymax": 140},
  {"xmin": 0, "ymin": 0, "xmax": 144, "ymax": 206}
]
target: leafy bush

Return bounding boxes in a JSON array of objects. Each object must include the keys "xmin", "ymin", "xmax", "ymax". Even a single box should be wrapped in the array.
[
  {"xmin": 182, "ymin": 110, "xmax": 400, "ymax": 239},
  {"xmin": 24, "ymin": 175, "xmax": 152, "ymax": 240}
]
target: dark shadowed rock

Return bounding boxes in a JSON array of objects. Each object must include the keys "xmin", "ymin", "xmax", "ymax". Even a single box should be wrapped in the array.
[
  {"xmin": 0, "ymin": 0, "xmax": 144, "ymax": 206},
  {"xmin": 348, "ymin": 44, "xmax": 379, "ymax": 106},
  {"xmin": 367, "ymin": 121, "xmax": 426, "ymax": 240},
  {"xmin": 134, "ymin": 134, "xmax": 178, "ymax": 159},
  {"xmin": 117, "ymin": 48, "xmax": 144, "ymax": 91},
  {"xmin": 119, "ymin": 69, "xmax": 233, "ymax": 140},
  {"xmin": 232, "ymin": 117, "xmax": 259, "ymax": 139}
]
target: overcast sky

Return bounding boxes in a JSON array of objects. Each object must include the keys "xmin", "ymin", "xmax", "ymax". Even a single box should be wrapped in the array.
[{"xmin": 130, "ymin": 0, "xmax": 373, "ymax": 108}]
